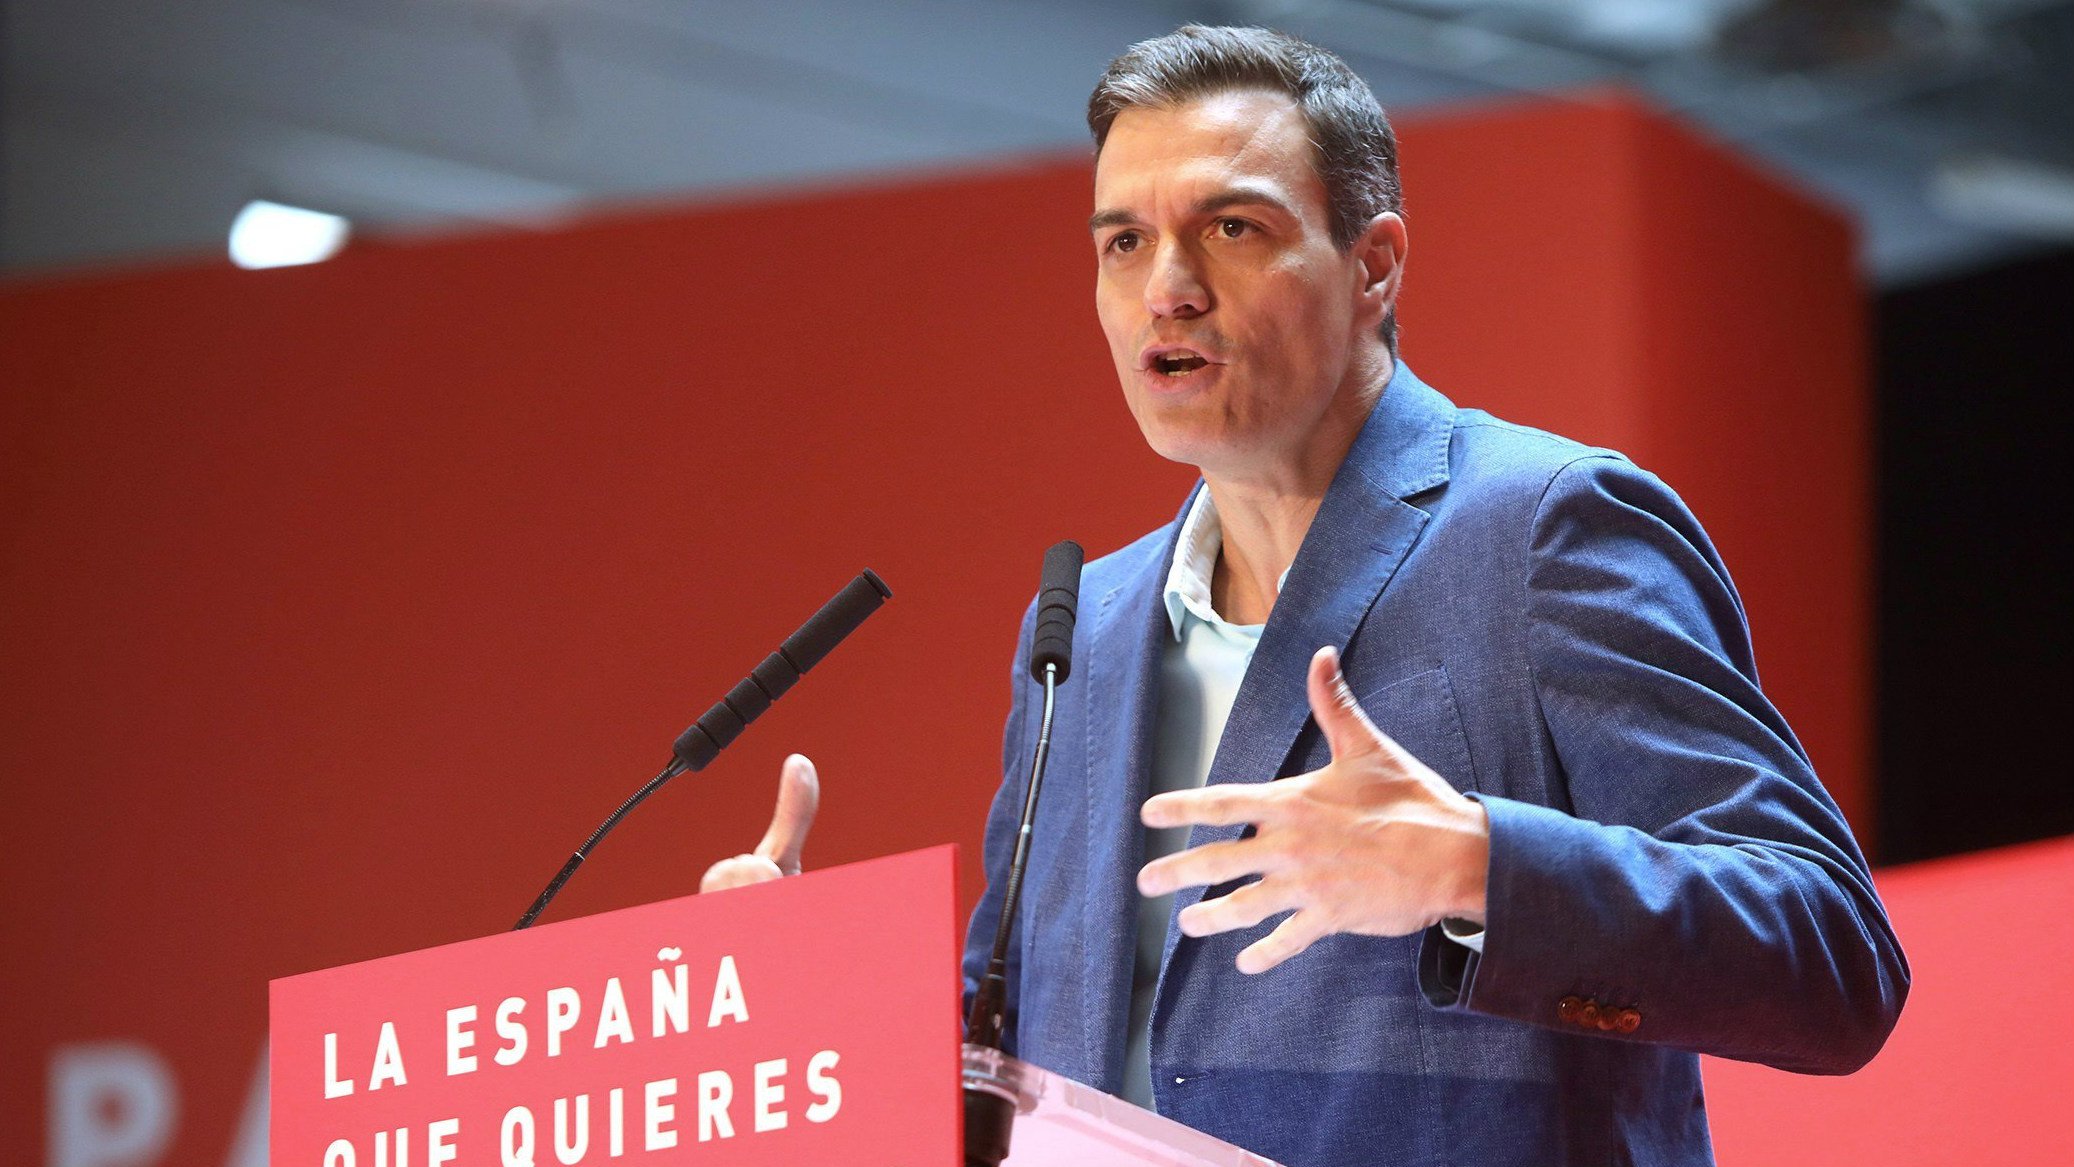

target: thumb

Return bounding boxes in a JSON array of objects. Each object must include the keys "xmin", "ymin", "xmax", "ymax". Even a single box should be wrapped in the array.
[
  {"xmin": 752, "ymin": 754, "xmax": 820, "ymax": 876},
  {"xmin": 1307, "ymin": 646, "xmax": 1382, "ymax": 761}
]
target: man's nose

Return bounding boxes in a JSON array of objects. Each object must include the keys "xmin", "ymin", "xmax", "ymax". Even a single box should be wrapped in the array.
[{"xmin": 1144, "ymin": 241, "xmax": 1209, "ymax": 319}]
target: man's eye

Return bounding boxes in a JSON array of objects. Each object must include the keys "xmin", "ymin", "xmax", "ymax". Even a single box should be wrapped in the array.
[
  {"xmin": 1107, "ymin": 231, "xmax": 1142, "ymax": 254},
  {"xmin": 1216, "ymin": 218, "xmax": 1252, "ymax": 239}
]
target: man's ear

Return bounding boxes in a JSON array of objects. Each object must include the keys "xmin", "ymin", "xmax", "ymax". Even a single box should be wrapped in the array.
[{"xmin": 1352, "ymin": 211, "xmax": 1408, "ymax": 327}]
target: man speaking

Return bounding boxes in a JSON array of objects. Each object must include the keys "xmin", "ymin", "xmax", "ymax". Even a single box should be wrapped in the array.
[{"xmin": 707, "ymin": 24, "xmax": 1908, "ymax": 1167}]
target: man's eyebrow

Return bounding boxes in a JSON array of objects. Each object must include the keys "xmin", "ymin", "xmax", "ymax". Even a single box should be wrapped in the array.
[
  {"xmin": 1192, "ymin": 188, "xmax": 1299, "ymax": 220},
  {"xmin": 1089, "ymin": 208, "xmax": 1139, "ymax": 234},
  {"xmin": 1088, "ymin": 188, "xmax": 1299, "ymax": 234}
]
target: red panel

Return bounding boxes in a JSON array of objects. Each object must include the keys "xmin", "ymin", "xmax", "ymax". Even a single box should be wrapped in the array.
[
  {"xmin": 1706, "ymin": 836, "xmax": 2074, "ymax": 1165},
  {"xmin": 271, "ymin": 846, "xmax": 961, "ymax": 1166},
  {"xmin": 1396, "ymin": 91, "xmax": 1651, "ymax": 454}
]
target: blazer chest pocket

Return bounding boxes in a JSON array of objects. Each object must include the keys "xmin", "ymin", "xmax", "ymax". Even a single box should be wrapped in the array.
[{"xmin": 1351, "ymin": 664, "xmax": 1481, "ymax": 794}]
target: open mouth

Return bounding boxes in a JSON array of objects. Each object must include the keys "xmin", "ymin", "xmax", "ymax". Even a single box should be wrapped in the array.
[{"xmin": 1153, "ymin": 352, "xmax": 1210, "ymax": 377}]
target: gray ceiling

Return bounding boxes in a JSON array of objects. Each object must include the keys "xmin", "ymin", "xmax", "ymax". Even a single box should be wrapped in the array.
[{"xmin": 7, "ymin": 0, "xmax": 2073, "ymax": 288}]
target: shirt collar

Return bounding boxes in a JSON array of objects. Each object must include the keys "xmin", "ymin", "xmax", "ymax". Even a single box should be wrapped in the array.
[{"xmin": 1161, "ymin": 489, "xmax": 1286, "ymax": 639}]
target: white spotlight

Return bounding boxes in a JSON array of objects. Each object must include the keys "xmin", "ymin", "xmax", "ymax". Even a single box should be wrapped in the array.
[{"xmin": 228, "ymin": 200, "xmax": 351, "ymax": 269}]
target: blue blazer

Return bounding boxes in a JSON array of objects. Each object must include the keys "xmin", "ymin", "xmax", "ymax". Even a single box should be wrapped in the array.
[{"xmin": 962, "ymin": 368, "xmax": 1908, "ymax": 1167}]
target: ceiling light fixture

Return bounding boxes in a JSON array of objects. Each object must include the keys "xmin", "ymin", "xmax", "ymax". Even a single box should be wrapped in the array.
[{"xmin": 228, "ymin": 200, "xmax": 351, "ymax": 269}]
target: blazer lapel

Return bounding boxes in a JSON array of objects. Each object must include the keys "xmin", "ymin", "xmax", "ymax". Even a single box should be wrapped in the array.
[{"xmin": 1168, "ymin": 366, "xmax": 1457, "ymax": 918}]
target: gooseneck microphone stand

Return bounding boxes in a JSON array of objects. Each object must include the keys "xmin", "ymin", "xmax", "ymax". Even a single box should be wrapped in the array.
[
  {"xmin": 513, "ymin": 569, "xmax": 891, "ymax": 931},
  {"xmin": 963, "ymin": 541, "xmax": 1082, "ymax": 1167}
]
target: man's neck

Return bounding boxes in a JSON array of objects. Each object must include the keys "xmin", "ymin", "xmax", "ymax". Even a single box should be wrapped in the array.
[
  {"xmin": 1206, "ymin": 484, "xmax": 1321, "ymax": 625},
  {"xmin": 1203, "ymin": 356, "xmax": 1392, "ymax": 626}
]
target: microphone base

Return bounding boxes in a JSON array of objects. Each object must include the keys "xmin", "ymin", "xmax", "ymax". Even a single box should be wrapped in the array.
[{"xmin": 962, "ymin": 1082, "xmax": 1015, "ymax": 1167}]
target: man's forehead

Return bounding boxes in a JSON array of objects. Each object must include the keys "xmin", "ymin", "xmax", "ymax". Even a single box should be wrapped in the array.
[{"xmin": 1093, "ymin": 89, "xmax": 1323, "ymax": 214}]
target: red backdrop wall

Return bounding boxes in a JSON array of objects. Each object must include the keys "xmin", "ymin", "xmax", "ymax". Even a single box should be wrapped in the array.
[
  {"xmin": 1704, "ymin": 835, "xmax": 2074, "ymax": 1165},
  {"xmin": 4, "ymin": 93, "xmax": 1929, "ymax": 1164}
]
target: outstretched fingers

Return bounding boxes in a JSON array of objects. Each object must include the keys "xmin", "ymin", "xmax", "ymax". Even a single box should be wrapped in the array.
[
  {"xmin": 1139, "ymin": 835, "xmax": 1281, "ymax": 898},
  {"xmin": 1143, "ymin": 782, "xmax": 1288, "ymax": 831},
  {"xmin": 1175, "ymin": 877, "xmax": 1303, "ymax": 938},
  {"xmin": 1236, "ymin": 909, "xmax": 1330, "ymax": 975}
]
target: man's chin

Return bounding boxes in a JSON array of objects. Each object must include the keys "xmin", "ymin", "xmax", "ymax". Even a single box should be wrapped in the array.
[
  {"xmin": 1131, "ymin": 420, "xmax": 1229, "ymax": 472},
  {"xmin": 1122, "ymin": 388, "xmax": 1250, "ymax": 471}
]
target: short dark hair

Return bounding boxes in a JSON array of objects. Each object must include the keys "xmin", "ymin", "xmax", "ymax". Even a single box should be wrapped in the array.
[{"xmin": 1088, "ymin": 25, "xmax": 1403, "ymax": 351}]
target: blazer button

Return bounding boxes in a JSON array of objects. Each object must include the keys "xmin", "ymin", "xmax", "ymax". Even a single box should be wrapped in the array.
[
  {"xmin": 1578, "ymin": 1001, "xmax": 1601, "ymax": 1028},
  {"xmin": 1615, "ymin": 1008, "xmax": 1642, "ymax": 1034},
  {"xmin": 1557, "ymin": 995, "xmax": 1585, "ymax": 1024},
  {"xmin": 1595, "ymin": 1007, "xmax": 1621, "ymax": 1031}
]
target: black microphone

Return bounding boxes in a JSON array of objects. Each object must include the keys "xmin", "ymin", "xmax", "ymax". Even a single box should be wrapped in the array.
[
  {"xmin": 1028, "ymin": 541, "xmax": 1082, "ymax": 683},
  {"xmin": 514, "ymin": 570, "xmax": 892, "ymax": 930},
  {"xmin": 965, "ymin": 541, "xmax": 1082, "ymax": 1167},
  {"xmin": 673, "ymin": 569, "xmax": 893, "ymax": 772}
]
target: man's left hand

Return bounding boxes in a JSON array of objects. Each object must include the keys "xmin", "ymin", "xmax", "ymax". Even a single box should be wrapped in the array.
[{"xmin": 1137, "ymin": 645, "xmax": 1492, "ymax": 974}]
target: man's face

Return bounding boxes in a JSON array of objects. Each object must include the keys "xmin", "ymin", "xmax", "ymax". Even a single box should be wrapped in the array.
[{"xmin": 1091, "ymin": 89, "xmax": 1394, "ymax": 478}]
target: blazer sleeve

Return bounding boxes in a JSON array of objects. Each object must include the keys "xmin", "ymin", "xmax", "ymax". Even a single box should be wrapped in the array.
[
  {"xmin": 960, "ymin": 597, "xmax": 1039, "ymax": 1055},
  {"xmin": 1418, "ymin": 454, "xmax": 1909, "ymax": 1074}
]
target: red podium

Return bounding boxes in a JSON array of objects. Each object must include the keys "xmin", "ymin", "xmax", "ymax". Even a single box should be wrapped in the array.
[{"xmin": 271, "ymin": 847, "xmax": 1280, "ymax": 1165}]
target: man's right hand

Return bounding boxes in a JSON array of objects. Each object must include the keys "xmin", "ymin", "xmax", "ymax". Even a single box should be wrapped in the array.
[{"xmin": 698, "ymin": 753, "xmax": 819, "ymax": 892}]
